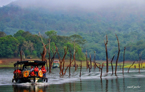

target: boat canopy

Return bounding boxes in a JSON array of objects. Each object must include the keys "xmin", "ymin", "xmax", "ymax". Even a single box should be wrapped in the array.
[{"xmin": 14, "ymin": 60, "xmax": 46, "ymax": 67}]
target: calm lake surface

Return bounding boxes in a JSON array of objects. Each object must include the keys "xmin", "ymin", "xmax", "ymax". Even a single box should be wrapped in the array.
[{"xmin": 0, "ymin": 67, "xmax": 145, "ymax": 92}]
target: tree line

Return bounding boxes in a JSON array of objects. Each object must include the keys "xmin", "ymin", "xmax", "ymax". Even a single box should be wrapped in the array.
[
  {"xmin": 0, "ymin": 30, "xmax": 85, "ymax": 60},
  {"xmin": 1, "ymin": 30, "xmax": 145, "ymax": 61}
]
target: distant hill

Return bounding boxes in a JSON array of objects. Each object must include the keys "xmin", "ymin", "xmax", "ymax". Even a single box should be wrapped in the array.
[{"xmin": 1, "ymin": 2, "xmax": 145, "ymax": 35}]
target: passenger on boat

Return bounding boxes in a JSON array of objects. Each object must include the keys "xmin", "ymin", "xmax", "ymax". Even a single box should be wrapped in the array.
[
  {"xmin": 41, "ymin": 65, "xmax": 46, "ymax": 77},
  {"xmin": 13, "ymin": 69, "xmax": 22, "ymax": 78},
  {"xmin": 13, "ymin": 69, "xmax": 21, "ymax": 74},
  {"xmin": 29, "ymin": 66, "xmax": 35, "ymax": 76},
  {"xmin": 30, "ymin": 66, "xmax": 34, "ymax": 72},
  {"xmin": 30, "ymin": 71, "xmax": 35, "ymax": 76},
  {"xmin": 34, "ymin": 66, "xmax": 39, "ymax": 75}
]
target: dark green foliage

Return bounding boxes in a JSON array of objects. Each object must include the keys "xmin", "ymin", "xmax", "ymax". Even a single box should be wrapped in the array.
[
  {"xmin": 0, "ymin": 35, "xmax": 19, "ymax": 57},
  {"xmin": 0, "ymin": 31, "xmax": 85, "ymax": 60}
]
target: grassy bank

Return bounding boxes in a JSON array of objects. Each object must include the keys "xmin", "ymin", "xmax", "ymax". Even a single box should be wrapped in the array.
[{"xmin": 0, "ymin": 58, "xmax": 145, "ymax": 69}]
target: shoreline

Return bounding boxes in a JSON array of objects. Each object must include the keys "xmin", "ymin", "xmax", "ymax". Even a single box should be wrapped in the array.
[{"xmin": 0, "ymin": 58, "xmax": 145, "ymax": 69}]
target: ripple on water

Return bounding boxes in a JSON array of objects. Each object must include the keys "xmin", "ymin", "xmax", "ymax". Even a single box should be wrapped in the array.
[{"xmin": 0, "ymin": 68, "xmax": 145, "ymax": 86}]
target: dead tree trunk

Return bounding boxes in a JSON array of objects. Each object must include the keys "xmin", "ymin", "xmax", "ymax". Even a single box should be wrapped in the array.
[
  {"xmin": 61, "ymin": 48, "xmax": 68, "ymax": 75},
  {"xmin": 41, "ymin": 44, "xmax": 47, "ymax": 61},
  {"xmin": 79, "ymin": 61, "xmax": 82, "ymax": 77},
  {"xmin": 128, "ymin": 61, "xmax": 135, "ymax": 73},
  {"xmin": 95, "ymin": 62, "xmax": 104, "ymax": 78},
  {"xmin": 39, "ymin": 32, "xmax": 48, "ymax": 71},
  {"xmin": 89, "ymin": 54, "xmax": 92, "ymax": 73},
  {"xmin": 20, "ymin": 50, "xmax": 23, "ymax": 69},
  {"xmin": 57, "ymin": 47, "xmax": 68, "ymax": 76},
  {"xmin": 20, "ymin": 50, "xmax": 22, "ymax": 61},
  {"xmin": 63, "ymin": 59, "xmax": 74, "ymax": 75},
  {"xmin": 69, "ymin": 50, "xmax": 72, "ymax": 76},
  {"xmin": 104, "ymin": 35, "xmax": 108, "ymax": 73},
  {"xmin": 137, "ymin": 60, "xmax": 140, "ymax": 73},
  {"xmin": 100, "ymin": 63, "xmax": 104, "ymax": 78},
  {"xmin": 115, "ymin": 34, "xmax": 120, "ymax": 76},
  {"xmin": 94, "ymin": 51, "xmax": 96, "ymax": 71},
  {"xmin": 39, "ymin": 32, "xmax": 47, "ymax": 61},
  {"xmin": 139, "ymin": 53, "xmax": 142, "ymax": 73},
  {"xmin": 86, "ymin": 50, "xmax": 89, "ymax": 70},
  {"xmin": 50, "ymin": 51, "xmax": 57, "ymax": 67},
  {"xmin": 63, "ymin": 49, "xmax": 79, "ymax": 76},
  {"xmin": 56, "ymin": 48, "xmax": 63, "ymax": 75},
  {"xmin": 73, "ymin": 41, "xmax": 78, "ymax": 72},
  {"xmin": 48, "ymin": 44, "xmax": 57, "ymax": 73},
  {"xmin": 111, "ymin": 55, "xmax": 115, "ymax": 76},
  {"xmin": 41, "ymin": 43, "xmax": 48, "ymax": 72},
  {"xmin": 48, "ymin": 39, "xmax": 51, "ymax": 73},
  {"xmin": 122, "ymin": 47, "xmax": 126, "ymax": 75}
]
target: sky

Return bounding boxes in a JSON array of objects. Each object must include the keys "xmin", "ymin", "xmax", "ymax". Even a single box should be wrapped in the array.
[
  {"xmin": 0, "ymin": 0, "xmax": 16, "ymax": 7},
  {"xmin": 0, "ymin": 0, "xmax": 145, "ymax": 11}
]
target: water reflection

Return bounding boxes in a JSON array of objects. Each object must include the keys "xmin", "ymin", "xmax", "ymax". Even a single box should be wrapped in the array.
[
  {"xmin": 101, "ymin": 78, "xmax": 103, "ymax": 92},
  {"xmin": 6, "ymin": 76, "xmax": 145, "ymax": 92},
  {"xmin": 12, "ymin": 85, "xmax": 47, "ymax": 92},
  {"xmin": 105, "ymin": 79, "xmax": 108, "ymax": 92},
  {"xmin": 123, "ymin": 78, "xmax": 125, "ymax": 92},
  {"xmin": 111, "ymin": 79, "xmax": 114, "ymax": 92},
  {"xmin": 116, "ymin": 78, "xmax": 120, "ymax": 92},
  {"xmin": 69, "ymin": 83, "xmax": 71, "ymax": 92}
]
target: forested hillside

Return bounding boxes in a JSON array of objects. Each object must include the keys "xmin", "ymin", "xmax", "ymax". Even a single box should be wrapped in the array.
[{"xmin": 1, "ymin": 3, "xmax": 145, "ymax": 61}]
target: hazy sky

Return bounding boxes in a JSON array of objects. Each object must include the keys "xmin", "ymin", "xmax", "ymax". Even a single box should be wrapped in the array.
[
  {"xmin": 0, "ymin": 0, "xmax": 16, "ymax": 7},
  {"xmin": 0, "ymin": 0, "xmax": 145, "ymax": 11}
]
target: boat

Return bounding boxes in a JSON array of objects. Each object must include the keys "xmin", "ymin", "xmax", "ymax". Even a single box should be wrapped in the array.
[
  {"xmin": 12, "ymin": 60, "xmax": 48, "ymax": 84},
  {"xmin": 52, "ymin": 60, "xmax": 60, "ymax": 68}
]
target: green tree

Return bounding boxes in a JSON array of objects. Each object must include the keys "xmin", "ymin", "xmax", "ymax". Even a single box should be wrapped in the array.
[
  {"xmin": 14, "ymin": 30, "xmax": 25, "ymax": 37},
  {"xmin": 0, "ymin": 35, "xmax": 19, "ymax": 57},
  {"xmin": 45, "ymin": 30, "xmax": 57, "ymax": 39},
  {"xmin": 69, "ymin": 34, "xmax": 86, "ymax": 46}
]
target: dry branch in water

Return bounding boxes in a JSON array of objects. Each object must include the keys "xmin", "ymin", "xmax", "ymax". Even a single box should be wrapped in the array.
[
  {"xmin": 111, "ymin": 55, "xmax": 115, "ymax": 76},
  {"xmin": 85, "ymin": 50, "xmax": 89, "ymax": 70},
  {"xmin": 79, "ymin": 61, "xmax": 82, "ymax": 77},
  {"xmin": 94, "ymin": 51, "xmax": 96, "ymax": 71},
  {"xmin": 128, "ymin": 61, "xmax": 135, "ymax": 73},
  {"xmin": 20, "ymin": 50, "xmax": 22, "ymax": 61},
  {"xmin": 122, "ymin": 47, "xmax": 126, "ymax": 75},
  {"xmin": 48, "ymin": 39, "xmax": 51, "ymax": 73},
  {"xmin": 39, "ymin": 32, "xmax": 47, "ymax": 61},
  {"xmin": 115, "ymin": 34, "xmax": 120, "ymax": 76},
  {"xmin": 63, "ymin": 51, "xmax": 74, "ymax": 75},
  {"xmin": 104, "ymin": 35, "xmax": 108, "ymax": 73},
  {"xmin": 95, "ymin": 62, "xmax": 104, "ymax": 78},
  {"xmin": 89, "ymin": 54, "xmax": 92, "ymax": 73},
  {"xmin": 69, "ymin": 50, "xmax": 72, "ymax": 76},
  {"xmin": 58, "ymin": 47, "xmax": 68, "ymax": 75},
  {"xmin": 39, "ymin": 32, "xmax": 48, "ymax": 71},
  {"xmin": 139, "ymin": 53, "xmax": 142, "ymax": 73}
]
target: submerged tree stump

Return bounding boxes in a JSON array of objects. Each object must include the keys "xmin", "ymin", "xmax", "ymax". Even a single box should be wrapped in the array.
[
  {"xmin": 122, "ymin": 47, "xmax": 126, "ymax": 75},
  {"xmin": 128, "ymin": 61, "xmax": 135, "ymax": 73},
  {"xmin": 115, "ymin": 34, "xmax": 120, "ymax": 76},
  {"xmin": 104, "ymin": 35, "xmax": 109, "ymax": 73},
  {"xmin": 111, "ymin": 55, "xmax": 115, "ymax": 76}
]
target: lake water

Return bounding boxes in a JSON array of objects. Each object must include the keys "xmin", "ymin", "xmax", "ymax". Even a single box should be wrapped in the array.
[{"xmin": 0, "ymin": 67, "xmax": 145, "ymax": 92}]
